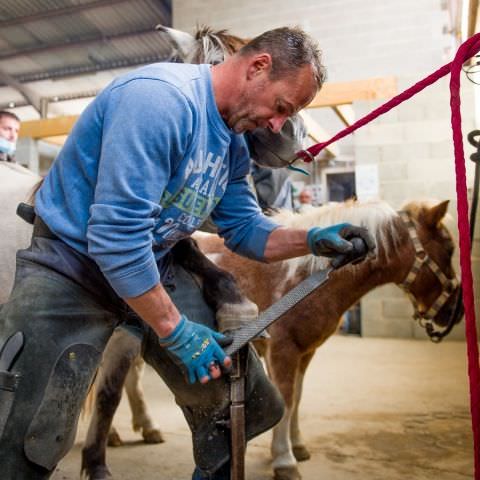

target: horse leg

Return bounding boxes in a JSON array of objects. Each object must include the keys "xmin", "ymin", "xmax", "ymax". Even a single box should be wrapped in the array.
[
  {"xmin": 172, "ymin": 238, "xmax": 258, "ymax": 330},
  {"xmin": 267, "ymin": 338, "xmax": 303, "ymax": 480},
  {"xmin": 124, "ymin": 355, "xmax": 164, "ymax": 444},
  {"xmin": 81, "ymin": 329, "xmax": 139, "ymax": 480},
  {"xmin": 290, "ymin": 352, "xmax": 315, "ymax": 462}
]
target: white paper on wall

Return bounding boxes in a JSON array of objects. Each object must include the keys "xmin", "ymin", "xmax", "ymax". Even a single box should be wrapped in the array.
[{"xmin": 355, "ymin": 164, "xmax": 379, "ymax": 201}]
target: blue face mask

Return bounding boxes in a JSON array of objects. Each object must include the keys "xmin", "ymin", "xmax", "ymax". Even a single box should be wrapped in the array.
[{"xmin": 0, "ymin": 137, "xmax": 16, "ymax": 155}]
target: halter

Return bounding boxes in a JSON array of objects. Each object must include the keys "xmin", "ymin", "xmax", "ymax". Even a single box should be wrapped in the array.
[{"xmin": 398, "ymin": 211, "xmax": 460, "ymax": 342}]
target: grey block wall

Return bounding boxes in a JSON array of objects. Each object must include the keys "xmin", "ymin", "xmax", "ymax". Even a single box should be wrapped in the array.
[{"xmin": 173, "ymin": 0, "xmax": 479, "ymax": 340}]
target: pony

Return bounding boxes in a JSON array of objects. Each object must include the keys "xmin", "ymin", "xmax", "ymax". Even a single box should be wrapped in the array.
[
  {"xmin": 194, "ymin": 198, "xmax": 462, "ymax": 480},
  {"xmin": 80, "ymin": 197, "xmax": 461, "ymax": 480}
]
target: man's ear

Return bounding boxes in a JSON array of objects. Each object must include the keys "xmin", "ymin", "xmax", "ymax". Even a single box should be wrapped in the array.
[{"xmin": 246, "ymin": 53, "xmax": 272, "ymax": 80}]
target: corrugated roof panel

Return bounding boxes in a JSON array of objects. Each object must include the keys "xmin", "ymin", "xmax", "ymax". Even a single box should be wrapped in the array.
[
  {"xmin": 0, "ymin": 1, "xmax": 168, "ymax": 48},
  {"xmin": 9, "ymin": 16, "xmax": 102, "ymax": 48},
  {"xmin": 0, "ymin": 56, "xmax": 42, "ymax": 75},
  {"xmin": 108, "ymin": 33, "xmax": 171, "ymax": 59},
  {"xmin": 81, "ymin": 2, "xmax": 166, "ymax": 33},
  {"xmin": 23, "ymin": 17, "xmax": 97, "ymax": 43},
  {"xmin": 0, "ymin": 25, "xmax": 40, "ymax": 50},
  {"xmin": 18, "ymin": 19, "xmax": 69, "ymax": 44},
  {"xmin": 0, "ymin": 0, "xmax": 172, "ymax": 111},
  {"xmin": 0, "ymin": 37, "xmax": 11, "ymax": 50},
  {"xmin": 0, "ymin": 2, "xmax": 169, "ymax": 56},
  {"xmin": 0, "ymin": 0, "xmax": 93, "ymax": 21}
]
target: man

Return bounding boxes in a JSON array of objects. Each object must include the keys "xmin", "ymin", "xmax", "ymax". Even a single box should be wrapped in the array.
[
  {"xmin": 0, "ymin": 110, "xmax": 20, "ymax": 163},
  {"xmin": 0, "ymin": 27, "xmax": 374, "ymax": 479}
]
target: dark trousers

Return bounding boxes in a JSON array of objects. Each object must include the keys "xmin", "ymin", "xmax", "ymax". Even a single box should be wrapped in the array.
[{"xmin": 0, "ymin": 244, "xmax": 283, "ymax": 479}]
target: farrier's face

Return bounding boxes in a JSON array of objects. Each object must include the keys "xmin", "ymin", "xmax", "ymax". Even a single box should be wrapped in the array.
[
  {"xmin": 228, "ymin": 63, "xmax": 316, "ymax": 134},
  {"xmin": 0, "ymin": 117, "xmax": 20, "ymax": 143}
]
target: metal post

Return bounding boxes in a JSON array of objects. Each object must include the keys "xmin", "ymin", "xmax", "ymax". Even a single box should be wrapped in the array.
[{"xmin": 229, "ymin": 346, "xmax": 248, "ymax": 480}]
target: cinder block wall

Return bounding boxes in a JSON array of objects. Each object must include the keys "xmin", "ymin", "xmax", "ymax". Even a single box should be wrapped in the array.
[
  {"xmin": 173, "ymin": 0, "xmax": 452, "ymax": 78},
  {"xmin": 173, "ymin": 0, "xmax": 478, "ymax": 340}
]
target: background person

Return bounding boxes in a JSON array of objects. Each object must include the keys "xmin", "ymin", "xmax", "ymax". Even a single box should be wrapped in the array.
[{"xmin": 0, "ymin": 110, "xmax": 20, "ymax": 163}]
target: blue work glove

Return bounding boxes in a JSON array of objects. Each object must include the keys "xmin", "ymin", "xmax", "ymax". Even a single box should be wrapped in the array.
[
  {"xmin": 307, "ymin": 223, "xmax": 375, "ymax": 258},
  {"xmin": 158, "ymin": 315, "xmax": 231, "ymax": 384}
]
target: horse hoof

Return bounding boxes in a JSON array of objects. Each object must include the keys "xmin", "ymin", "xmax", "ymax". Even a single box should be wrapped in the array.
[
  {"xmin": 274, "ymin": 466, "xmax": 302, "ymax": 480},
  {"xmin": 142, "ymin": 428, "xmax": 164, "ymax": 444},
  {"xmin": 84, "ymin": 466, "xmax": 112, "ymax": 480},
  {"xmin": 107, "ymin": 430, "xmax": 123, "ymax": 447},
  {"xmin": 293, "ymin": 445, "xmax": 311, "ymax": 461}
]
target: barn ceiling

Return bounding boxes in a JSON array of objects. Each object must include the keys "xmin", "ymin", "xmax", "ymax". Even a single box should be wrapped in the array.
[{"xmin": 0, "ymin": 0, "xmax": 173, "ymax": 119}]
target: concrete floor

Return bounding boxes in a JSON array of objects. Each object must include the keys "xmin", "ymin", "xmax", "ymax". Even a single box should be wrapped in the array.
[{"xmin": 52, "ymin": 335, "xmax": 473, "ymax": 480}]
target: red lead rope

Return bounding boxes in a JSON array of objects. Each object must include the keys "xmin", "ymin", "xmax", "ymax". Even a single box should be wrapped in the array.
[{"xmin": 297, "ymin": 33, "xmax": 480, "ymax": 479}]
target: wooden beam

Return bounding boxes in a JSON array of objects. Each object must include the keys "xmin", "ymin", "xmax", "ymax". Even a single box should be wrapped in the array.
[
  {"xmin": 42, "ymin": 135, "xmax": 68, "ymax": 146},
  {"xmin": 19, "ymin": 115, "xmax": 78, "ymax": 139},
  {"xmin": 468, "ymin": 0, "xmax": 479, "ymax": 39},
  {"xmin": 331, "ymin": 105, "xmax": 355, "ymax": 127},
  {"xmin": 307, "ymin": 76, "xmax": 397, "ymax": 108}
]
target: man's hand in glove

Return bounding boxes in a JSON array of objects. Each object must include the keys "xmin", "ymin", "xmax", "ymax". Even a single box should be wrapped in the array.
[
  {"xmin": 307, "ymin": 223, "xmax": 375, "ymax": 258},
  {"xmin": 159, "ymin": 315, "xmax": 232, "ymax": 384}
]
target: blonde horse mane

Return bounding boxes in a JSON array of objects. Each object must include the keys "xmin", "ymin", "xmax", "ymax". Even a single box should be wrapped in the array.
[
  {"xmin": 271, "ymin": 199, "xmax": 402, "ymax": 271},
  {"xmin": 274, "ymin": 199, "xmax": 397, "ymax": 238},
  {"xmin": 270, "ymin": 198, "xmax": 454, "ymax": 273}
]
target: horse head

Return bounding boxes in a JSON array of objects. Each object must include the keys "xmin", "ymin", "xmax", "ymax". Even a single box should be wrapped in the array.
[
  {"xmin": 398, "ymin": 200, "xmax": 462, "ymax": 340},
  {"xmin": 270, "ymin": 198, "xmax": 462, "ymax": 341},
  {"xmin": 155, "ymin": 25, "xmax": 247, "ymax": 65}
]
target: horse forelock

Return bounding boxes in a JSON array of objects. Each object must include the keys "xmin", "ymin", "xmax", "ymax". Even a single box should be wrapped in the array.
[{"xmin": 190, "ymin": 26, "xmax": 246, "ymax": 64}]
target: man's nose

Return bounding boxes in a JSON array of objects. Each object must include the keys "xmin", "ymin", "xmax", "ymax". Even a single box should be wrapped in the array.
[{"xmin": 267, "ymin": 116, "xmax": 287, "ymax": 133}]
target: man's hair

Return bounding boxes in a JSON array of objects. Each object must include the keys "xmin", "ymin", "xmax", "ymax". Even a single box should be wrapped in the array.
[
  {"xmin": 0, "ymin": 110, "xmax": 20, "ymax": 123},
  {"xmin": 238, "ymin": 26, "xmax": 327, "ymax": 89}
]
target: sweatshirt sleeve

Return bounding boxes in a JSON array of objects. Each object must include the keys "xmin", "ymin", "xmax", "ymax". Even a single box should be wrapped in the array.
[
  {"xmin": 211, "ymin": 138, "xmax": 280, "ymax": 261},
  {"xmin": 87, "ymin": 78, "xmax": 193, "ymax": 298}
]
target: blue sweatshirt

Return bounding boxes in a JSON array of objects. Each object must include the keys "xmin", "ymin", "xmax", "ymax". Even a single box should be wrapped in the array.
[{"xmin": 35, "ymin": 63, "xmax": 279, "ymax": 298}]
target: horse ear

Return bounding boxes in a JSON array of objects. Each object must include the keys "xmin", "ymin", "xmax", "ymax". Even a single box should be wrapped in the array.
[
  {"xmin": 425, "ymin": 200, "xmax": 449, "ymax": 228},
  {"xmin": 155, "ymin": 26, "xmax": 196, "ymax": 60}
]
